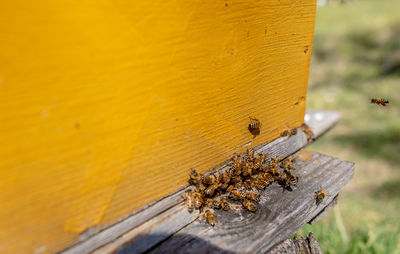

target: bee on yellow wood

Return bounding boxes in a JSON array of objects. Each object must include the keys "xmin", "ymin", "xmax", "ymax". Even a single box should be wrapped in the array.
[
  {"xmin": 202, "ymin": 174, "xmax": 216, "ymax": 185},
  {"xmin": 230, "ymin": 189, "xmax": 245, "ymax": 200},
  {"xmin": 205, "ymin": 210, "xmax": 217, "ymax": 226},
  {"xmin": 192, "ymin": 191, "xmax": 204, "ymax": 209},
  {"xmin": 242, "ymin": 199, "xmax": 257, "ymax": 212},
  {"xmin": 185, "ymin": 190, "xmax": 194, "ymax": 212},
  {"xmin": 371, "ymin": 98, "xmax": 389, "ymax": 107},
  {"xmin": 280, "ymin": 128, "xmax": 297, "ymax": 137},
  {"xmin": 245, "ymin": 192, "xmax": 260, "ymax": 202},
  {"xmin": 314, "ymin": 186, "xmax": 326, "ymax": 205},
  {"xmin": 189, "ymin": 169, "xmax": 202, "ymax": 186},
  {"xmin": 248, "ymin": 117, "xmax": 261, "ymax": 136}
]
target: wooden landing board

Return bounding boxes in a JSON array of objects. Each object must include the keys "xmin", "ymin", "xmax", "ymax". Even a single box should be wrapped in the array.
[{"xmin": 61, "ymin": 110, "xmax": 343, "ymax": 254}]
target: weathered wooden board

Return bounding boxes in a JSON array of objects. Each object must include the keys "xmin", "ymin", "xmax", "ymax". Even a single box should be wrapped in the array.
[
  {"xmin": 142, "ymin": 152, "xmax": 353, "ymax": 254},
  {"xmin": 267, "ymin": 232, "xmax": 323, "ymax": 254},
  {"xmin": 0, "ymin": 1, "xmax": 317, "ymax": 253},
  {"xmin": 60, "ymin": 110, "xmax": 343, "ymax": 254}
]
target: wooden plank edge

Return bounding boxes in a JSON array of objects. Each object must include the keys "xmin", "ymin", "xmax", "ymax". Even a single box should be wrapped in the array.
[
  {"xmin": 267, "ymin": 232, "xmax": 323, "ymax": 254},
  {"xmin": 59, "ymin": 110, "xmax": 340, "ymax": 254}
]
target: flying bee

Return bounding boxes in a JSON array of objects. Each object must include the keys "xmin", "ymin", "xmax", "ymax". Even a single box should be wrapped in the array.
[
  {"xmin": 248, "ymin": 117, "xmax": 261, "ymax": 136},
  {"xmin": 245, "ymin": 192, "xmax": 260, "ymax": 202},
  {"xmin": 230, "ymin": 189, "xmax": 245, "ymax": 200},
  {"xmin": 192, "ymin": 191, "xmax": 204, "ymax": 209},
  {"xmin": 242, "ymin": 199, "xmax": 257, "ymax": 212},
  {"xmin": 281, "ymin": 157, "xmax": 296, "ymax": 170},
  {"xmin": 314, "ymin": 186, "xmax": 326, "ymax": 205},
  {"xmin": 205, "ymin": 210, "xmax": 217, "ymax": 226},
  {"xmin": 185, "ymin": 190, "xmax": 194, "ymax": 212},
  {"xmin": 189, "ymin": 169, "xmax": 202, "ymax": 186},
  {"xmin": 220, "ymin": 198, "xmax": 230, "ymax": 211},
  {"xmin": 202, "ymin": 174, "xmax": 216, "ymax": 185},
  {"xmin": 371, "ymin": 98, "xmax": 389, "ymax": 107}
]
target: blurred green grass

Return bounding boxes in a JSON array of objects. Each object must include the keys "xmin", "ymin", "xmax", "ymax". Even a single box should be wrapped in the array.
[{"xmin": 296, "ymin": 0, "xmax": 400, "ymax": 253}]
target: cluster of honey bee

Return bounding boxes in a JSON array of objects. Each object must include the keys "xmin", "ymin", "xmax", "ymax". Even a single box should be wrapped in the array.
[
  {"xmin": 371, "ymin": 98, "xmax": 389, "ymax": 107},
  {"xmin": 185, "ymin": 149, "xmax": 300, "ymax": 226}
]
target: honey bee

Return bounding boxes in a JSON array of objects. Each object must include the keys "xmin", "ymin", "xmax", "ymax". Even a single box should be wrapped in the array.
[
  {"xmin": 204, "ymin": 184, "xmax": 220, "ymax": 197},
  {"xmin": 254, "ymin": 153, "xmax": 267, "ymax": 169},
  {"xmin": 253, "ymin": 179, "xmax": 267, "ymax": 190},
  {"xmin": 202, "ymin": 174, "xmax": 216, "ymax": 185},
  {"xmin": 280, "ymin": 128, "xmax": 297, "ymax": 137},
  {"xmin": 371, "ymin": 98, "xmax": 389, "ymax": 107},
  {"xmin": 226, "ymin": 184, "xmax": 235, "ymax": 193},
  {"xmin": 242, "ymin": 199, "xmax": 257, "ymax": 212},
  {"xmin": 242, "ymin": 162, "xmax": 253, "ymax": 176},
  {"xmin": 283, "ymin": 170, "xmax": 298, "ymax": 186},
  {"xmin": 269, "ymin": 156, "xmax": 281, "ymax": 168},
  {"xmin": 314, "ymin": 186, "xmax": 326, "ymax": 205},
  {"xmin": 245, "ymin": 192, "xmax": 260, "ymax": 202},
  {"xmin": 185, "ymin": 190, "xmax": 194, "ymax": 212},
  {"xmin": 246, "ymin": 149, "xmax": 255, "ymax": 161},
  {"xmin": 300, "ymin": 123, "xmax": 315, "ymax": 142},
  {"xmin": 231, "ymin": 175, "xmax": 243, "ymax": 185},
  {"xmin": 281, "ymin": 157, "xmax": 296, "ymax": 170},
  {"xmin": 243, "ymin": 178, "xmax": 253, "ymax": 189},
  {"xmin": 205, "ymin": 210, "xmax": 217, "ymax": 226},
  {"xmin": 230, "ymin": 189, "xmax": 245, "ymax": 200},
  {"xmin": 221, "ymin": 169, "xmax": 232, "ymax": 184},
  {"xmin": 220, "ymin": 198, "xmax": 230, "ymax": 211},
  {"xmin": 248, "ymin": 117, "xmax": 261, "ymax": 136},
  {"xmin": 189, "ymin": 169, "xmax": 202, "ymax": 186},
  {"xmin": 206, "ymin": 198, "xmax": 221, "ymax": 209},
  {"xmin": 192, "ymin": 191, "xmax": 204, "ymax": 209}
]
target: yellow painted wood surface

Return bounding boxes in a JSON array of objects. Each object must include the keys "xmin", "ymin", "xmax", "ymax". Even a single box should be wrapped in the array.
[{"xmin": 0, "ymin": 0, "xmax": 316, "ymax": 253}]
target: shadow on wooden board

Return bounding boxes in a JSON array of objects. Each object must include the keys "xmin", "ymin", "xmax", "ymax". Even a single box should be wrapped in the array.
[{"xmin": 116, "ymin": 233, "xmax": 236, "ymax": 254}]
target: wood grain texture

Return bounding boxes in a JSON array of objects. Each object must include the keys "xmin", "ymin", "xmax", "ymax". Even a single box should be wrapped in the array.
[
  {"xmin": 0, "ymin": 1, "xmax": 317, "ymax": 253},
  {"xmin": 267, "ymin": 232, "xmax": 323, "ymax": 254},
  {"xmin": 143, "ymin": 152, "xmax": 354, "ymax": 254},
  {"xmin": 60, "ymin": 110, "xmax": 340, "ymax": 254}
]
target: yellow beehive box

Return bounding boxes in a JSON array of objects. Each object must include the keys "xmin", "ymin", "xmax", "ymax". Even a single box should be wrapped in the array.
[{"xmin": 0, "ymin": 0, "xmax": 316, "ymax": 253}]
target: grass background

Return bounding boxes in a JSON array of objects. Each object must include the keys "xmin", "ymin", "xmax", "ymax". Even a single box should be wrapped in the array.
[{"xmin": 296, "ymin": 0, "xmax": 400, "ymax": 253}]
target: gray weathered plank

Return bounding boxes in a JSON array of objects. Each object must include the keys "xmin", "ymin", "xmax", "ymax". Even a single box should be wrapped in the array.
[
  {"xmin": 60, "ymin": 110, "xmax": 341, "ymax": 254},
  {"xmin": 145, "ymin": 152, "xmax": 353, "ymax": 254},
  {"xmin": 267, "ymin": 232, "xmax": 323, "ymax": 254}
]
